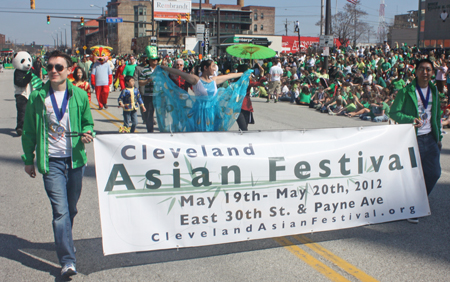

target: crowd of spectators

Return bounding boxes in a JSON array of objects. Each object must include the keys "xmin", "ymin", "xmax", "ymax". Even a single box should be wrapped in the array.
[{"xmin": 240, "ymin": 43, "xmax": 450, "ymax": 124}]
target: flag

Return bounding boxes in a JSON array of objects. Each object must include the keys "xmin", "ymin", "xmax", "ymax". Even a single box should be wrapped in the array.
[{"xmin": 347, "ymin": 0, "xmax": 358, "ymax": 4}]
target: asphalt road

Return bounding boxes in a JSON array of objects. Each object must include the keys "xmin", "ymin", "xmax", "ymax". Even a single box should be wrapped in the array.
[{"xmin": 1, "ymin": 68, "xmax": 449, "ymax": 282}]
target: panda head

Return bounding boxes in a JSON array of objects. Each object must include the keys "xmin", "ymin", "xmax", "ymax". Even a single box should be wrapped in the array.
[{"xmin": 12, "ymin": 51, "xmax": 32, "ymax": 71}]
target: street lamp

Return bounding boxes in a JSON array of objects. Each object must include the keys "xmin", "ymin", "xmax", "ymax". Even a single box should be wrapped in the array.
[
  {"xmin": 58, "ymin": 27, "xmax": 64, "ymax": 49},
  {"xmin": 63, "ymin": 24, "xmax": 69, "ymax": 49},
  {"xmin": 90, "ymin": 4, "xmax": 104, "ymax": 16}
]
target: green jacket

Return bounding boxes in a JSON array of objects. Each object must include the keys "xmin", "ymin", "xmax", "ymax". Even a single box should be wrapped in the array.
[
  {"xmin": 390, "ymin": 79, "xmax": 442, "ymax": 142},
  {"xmin": 21, "ymin": 80, "xmax": 94, "ymax": 174}
]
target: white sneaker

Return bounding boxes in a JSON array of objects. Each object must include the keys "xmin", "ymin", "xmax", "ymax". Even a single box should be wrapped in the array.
[
  {"xmin": 407, "ymin": 218, "xmax": 419, "ymax": 224},
  {"xmin": 61, "ymin": 263, "xmax": 77, "ymax": 277}
]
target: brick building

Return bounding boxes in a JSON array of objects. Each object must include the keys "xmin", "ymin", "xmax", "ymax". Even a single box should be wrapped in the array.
[
  {"xmin": 387, "ymin": 11, "xmax": 419, "ymax": 47},
  {"xmin": 87, "ymin": 0, "xmax": 276, "ymax": 55},
  {"xmin": 71, "ymin": 19, "xmax": 100, "ymax": 53},
  {"xmin": 417, "ymin": 0, "xmax": 450, "ymax": 49}
]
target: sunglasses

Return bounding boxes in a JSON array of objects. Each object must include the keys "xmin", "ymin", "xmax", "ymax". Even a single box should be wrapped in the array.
[{"xmin": 46, "ymin": 64, "xmax": 66, "ymax": 72}]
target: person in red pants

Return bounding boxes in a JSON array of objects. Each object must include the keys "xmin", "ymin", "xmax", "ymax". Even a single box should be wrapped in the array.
[{"xmin": 90, "ymin": 46, "xmax": 113, "ymax": 109}]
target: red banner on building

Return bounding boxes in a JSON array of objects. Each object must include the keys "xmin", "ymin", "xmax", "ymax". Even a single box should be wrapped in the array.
[{"xmin": 281, "ymin": 36, "xmax": 341, "ymax": 54}]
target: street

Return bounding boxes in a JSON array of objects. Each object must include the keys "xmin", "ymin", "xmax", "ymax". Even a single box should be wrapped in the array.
[{"xmin": 1, "ymin": 68, "xmax": 450, "ymax": 282}]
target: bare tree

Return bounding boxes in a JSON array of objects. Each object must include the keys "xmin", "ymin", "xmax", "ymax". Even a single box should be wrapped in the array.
[{"xmin": 328, "ymin": 3, "xmax": 369, "ymax": 47}]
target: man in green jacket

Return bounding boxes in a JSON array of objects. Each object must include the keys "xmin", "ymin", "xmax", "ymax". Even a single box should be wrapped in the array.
[
  {"xmin": 21, "ymin": 50, "xmax": 94, "ymax": 278},
  {"xmin": 390, "ymin": 58, "xmax": 442, "ymax": 223}
]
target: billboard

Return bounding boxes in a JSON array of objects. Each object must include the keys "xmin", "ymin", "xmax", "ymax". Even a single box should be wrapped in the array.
[
  {"xmin": 154, "ymin": 0, "xmax": 192, "ymax": 21},
  {"xmin": 281, "ymin": 36, "xmax": 342, "ymax": 53}
]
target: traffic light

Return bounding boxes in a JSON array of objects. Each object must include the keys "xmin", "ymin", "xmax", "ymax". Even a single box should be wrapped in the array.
[
  {"xmin": 186, "ymin": 13, "xmax": 190, "ymax": 22},
  {"xmin": 30, "ymin": 0, "xmax": 35, "ymax": 10},
  {"xmin": 177, "ymin": 14, "xmax": 182, "ymax": 24},
  {"xmin": 47, "ymin": 15, "xmax": 50, "ymax": 24},
  {"xmin": 81, "ymin": 17, "xmax": 85, "ymax": 26}
]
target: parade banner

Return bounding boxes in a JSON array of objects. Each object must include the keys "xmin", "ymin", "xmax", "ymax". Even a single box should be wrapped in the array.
[
  {"xmin": 94, "ymin": 125, "xmax": 430, "ymax": 255},
  {"xmin": 153, "ymin": 0, "xmax": 191, "ymax": 21}
]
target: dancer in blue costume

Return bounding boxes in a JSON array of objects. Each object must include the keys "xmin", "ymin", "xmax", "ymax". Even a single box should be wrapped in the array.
[{"xmin": 152, "ymin": 60, "xmax": 252, "ymax": 132}]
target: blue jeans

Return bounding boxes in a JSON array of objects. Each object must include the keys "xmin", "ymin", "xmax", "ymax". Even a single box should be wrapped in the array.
[
  {"xmin": 43, "ymin": 157, "xmax": 84, "ymax": 266},
  {"xmin": 417, "ymin": 133, "xmax": 441, "ymax": 195},
  {"xmin": 372, "ymin": 114, "xmax": 389, "ymax": 122},
  {"xmin": 123, "ymin": 110, "xmax": 138, "ymax": 133}
]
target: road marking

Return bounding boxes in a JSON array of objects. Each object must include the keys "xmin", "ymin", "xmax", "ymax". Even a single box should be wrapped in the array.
[
  {"xmin": 89, "ymin": 102, "xmax": 123, "ymax": 130},
  {"xmin": 273, "ymin": 237, "xmax": 351, "ymax": 282},
  {"xmin": 293, "ymin": 235, "xmax": 379, "ymax": 282}
]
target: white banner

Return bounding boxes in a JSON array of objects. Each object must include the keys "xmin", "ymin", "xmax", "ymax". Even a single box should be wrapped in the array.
[
  {"xmin": 154, "ymin": 0, "xmax": 191, "ymax": 21},
  {"xmin": 94, "ymin": 125, "xmax": 430, "ymax": 255}
]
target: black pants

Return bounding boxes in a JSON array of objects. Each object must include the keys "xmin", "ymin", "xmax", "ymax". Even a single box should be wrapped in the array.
[
  {"xmin": 15, "ymin": 94, "xmax": 28, "ymax": 131},
  {"xmin": 236, "ymin": 110, "xmax": 251, "ymax": 131},
  {"xmin": 142, "ymin": 96, "xmax": 155, "ymax": 133}
]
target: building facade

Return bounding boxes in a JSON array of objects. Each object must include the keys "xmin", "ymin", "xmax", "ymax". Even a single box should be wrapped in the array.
[
  {"xmin": 417, "ymin": 0, "xmax": 450, "ymax": 49},
  {"xmin": 388, "ymin": 11, "xmax": 419, "ymax": 47},
  {"xmin": 100, "ymin": 0, "xmax": 275, "ymax": 55}
]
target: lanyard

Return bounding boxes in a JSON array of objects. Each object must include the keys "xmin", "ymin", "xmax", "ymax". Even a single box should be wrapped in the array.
[
  {"xmin": 49, "ymin": 84, "xmax": 69, "ymax": 122},
  {"xmin": 416, "ymin": 82, "xmax": 430, "ymax": 109}
]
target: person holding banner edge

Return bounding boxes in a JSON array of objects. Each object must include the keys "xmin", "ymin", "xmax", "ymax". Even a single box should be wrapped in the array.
[
  {"xmin": 390, "ymin": 58, "xmax": 442, "ymax": 223},
  {"xmin": 21, "ymin": 50, "xmax": 94, "ymax": 278}
]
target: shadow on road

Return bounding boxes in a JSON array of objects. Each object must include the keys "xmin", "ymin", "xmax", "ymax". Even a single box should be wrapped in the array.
[
  {"xmin": 0, "ymin": 232, "xmax": 280, "ymax": 278},
  {"xmin": 2, "ymin": 183, "xmax": 450, "ymax": 279},
  {"xmin": 0, "ymin": 127, "xmax": 19, "ymax": 138}
]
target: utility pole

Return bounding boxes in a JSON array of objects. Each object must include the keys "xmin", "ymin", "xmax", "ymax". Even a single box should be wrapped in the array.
[
  {"xmin": 297, "ymin": 23, "xmax": 301, "ymax": 55},
  {"xmin": 354, "ymin": 5, "xmax": 357, "ymax": 47},
  {"xmin": 217, "ymin": 7, "xmax": 220, "ymax": 57},
  {"xmin": 199, "ymin": 0, "xmax": 202, "ymax": 24},
  {"xmin": 320, "ymin": 0, "xmax": 324, "ymax": 35},
  {"xmin": 285, "ymin": 19, "xmax": 288, "ymax": 36},
  {"xmin": 324, "ymin": 0, "xmax": 331, "ymax": 71},
  {"xmin": 152, "ymin": 0, "xmax": 155, "ymax": 36}
]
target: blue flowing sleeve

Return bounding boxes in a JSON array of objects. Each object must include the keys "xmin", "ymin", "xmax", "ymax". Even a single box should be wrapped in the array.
[{"xmin": 151, "ymin": 66, "xmax": 253, "ymax": 132}]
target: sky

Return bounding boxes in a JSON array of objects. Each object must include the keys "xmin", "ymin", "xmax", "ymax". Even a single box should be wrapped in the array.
[{"xmin": 0, "ymin": 0, "xmax": 420, "ymax": 47}]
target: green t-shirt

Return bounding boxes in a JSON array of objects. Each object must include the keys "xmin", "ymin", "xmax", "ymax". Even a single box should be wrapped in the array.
[
  {"xmin": 391, "ymin": 78, "xmax": 406, "ymax": 90},
  {"xmin": 123, "ymin": 64, "xmax": 136, "ymax": 77},
  {"xmin": 381, "ymin": 62, "xmax": 391, "ymax": 72},
  {"xmin": 382, "ymin": 102, "xmax": 390, "ymax": 115},
  {"xmin": 299, "ymin": 93, "xmax": 312, "ymax": 103}
]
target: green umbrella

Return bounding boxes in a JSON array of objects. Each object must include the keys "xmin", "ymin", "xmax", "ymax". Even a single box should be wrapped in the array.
[{"xmin": 226, "ymin": 43, "xmax": 276, "ymax": 62}]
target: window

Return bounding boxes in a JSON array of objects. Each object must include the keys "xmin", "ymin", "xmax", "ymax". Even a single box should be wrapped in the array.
[
  {"xmin": 232, "ymin": 24, "xmax": 235, "ymax": 29},
  {"xmin": 254, "ymin": 13, "xmax": 258, "ymax": 20},
  {"xmin": 445, "ymin": 39, "xmax": 450, "ymax": 48},
  {"xmin": 254, "ymin": 24, "xmax": 257, "ymax": 31},
  {"xmin": 261, "ymin": 24, "xmax": 264, "ymax": 30},
  {"xmin": 225, "ymin": 24, "xmax": 228, "ymax": 29},
  {"xmin": 139, "ymin": 9, "xmax": 143, "ymax": 15},
  {"xmin": 261, "ymin": 13, "xmax": 264, "ymax": 19}
]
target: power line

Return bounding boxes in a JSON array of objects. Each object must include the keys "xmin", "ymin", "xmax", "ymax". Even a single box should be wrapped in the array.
[{"xmin": 0, "ymin": 10, "xmax": 100, "ymax": 16}]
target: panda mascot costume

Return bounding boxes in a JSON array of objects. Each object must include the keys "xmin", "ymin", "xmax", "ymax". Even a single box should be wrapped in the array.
[{"xmin": 13, "ymin": 51, "xmax": 42, "ymax": 136}]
